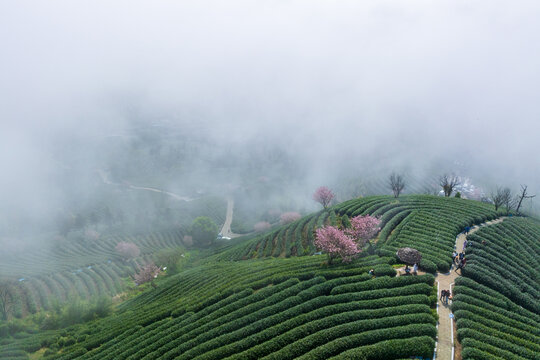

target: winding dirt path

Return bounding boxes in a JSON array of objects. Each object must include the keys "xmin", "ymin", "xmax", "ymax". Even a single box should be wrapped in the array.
[
  {"xmin": 435, "ymin": 217, "xmax": 505, "ymax": 360},
  {"xmin": 219, "ymin": 198, "xmax": 241, "ymax": 239},
  {"xmin": 97, "ymin": 169, "xmax": 194, "ymax": 202},
  {"xmin": 127, "ymin": 184, "xmax": 194, "ymax": 202},
  {"xmin": 98, "ymin": 169, "xmax": 242, "ymax": 239}
]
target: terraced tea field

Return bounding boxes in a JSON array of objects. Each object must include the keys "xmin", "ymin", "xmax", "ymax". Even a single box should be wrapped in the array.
[
  {"xmin": 2, "ymin": 195, "xmax": 537, "ymax": 360},
  {"xmin": 1, "ymin": 230, "xmax": 184, "ymax": 318},
  {"xmin": 453, "ymin": 217, "xmax": 540, "ymax": 359},
  {"xmin": 217, "ymin": 195, "xmax": 502, "ymax": 273},
  {"xmin": 2, "ymin": 257, "xmax": 437, "ymax": 360},
  {"xmin": 0, "ymin": 196, "xmax": 228, "ymax": 319}
]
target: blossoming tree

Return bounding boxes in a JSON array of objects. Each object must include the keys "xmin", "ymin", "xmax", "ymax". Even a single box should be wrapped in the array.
[
  {"xmin": 254, "ymin": 221, "xmax": 271, "ymax": 232},
  {"xmin": 313, "ymin": 186, "xmax": 335, "ymax": 209},
  {"xmin": 133, "ymin": 263, "xmax": 160, "ymax": 286},
  {"xmin": 314, "ymin": 226, "xmax": 360, "ymax": 264},
  {"xmin": 115, "ymin": 241, "xmax": 140, "ymax": 260},
  {"xmin": 346, "ymin": 215, "xmax": 381, "ymax": 246},
  {"xmin": 280, "ymin": 212, "xmax": 301, "ymax": 225}
]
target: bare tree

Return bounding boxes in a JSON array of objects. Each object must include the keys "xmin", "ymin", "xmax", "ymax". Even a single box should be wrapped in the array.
[
  {"xmin": 0, "ymin": 281, "xmax": 13, "ymax": 321},
  {"xmin": 439, "ymin": 174, "xmax": 460, "ymax": 197},
  {"xmin": 500, "ymin": 187, "xmax": 514, "ymax": 214},
  {"xmin": 515, "ymin": 185, "xmax": 536, "ymax": 214},
  {"xmin": 490, "ymin": 187, "xmax": 506, "ymax": 211},
  {"xmin": 388, "ymin": 173, "xmax": 405, "ymax": 198}
]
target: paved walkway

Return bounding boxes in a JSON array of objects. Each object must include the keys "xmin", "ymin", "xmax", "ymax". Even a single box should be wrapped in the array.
[
  {"xmin": 435, "ymin": 217, "xmax": 504, "ymax": 360},
  {"xmin": 220, "ymin": 198, "xmax": 242, "ymax": 239}
]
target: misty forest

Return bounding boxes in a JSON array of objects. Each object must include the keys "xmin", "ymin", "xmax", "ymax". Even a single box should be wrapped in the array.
[{"xmin": 1, "ymin": 2, "xmax": 539, "ymax": 360}]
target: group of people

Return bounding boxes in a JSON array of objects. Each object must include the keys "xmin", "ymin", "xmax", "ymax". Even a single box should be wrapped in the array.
[
  {"xmin": 404, "ymin": 263, "xmax": 418, "ymax": 275},
  {"xmin": 440, "ymin": 289, "xmax": 452, "ymax": 305},
  {"xmin": 452, "ymin": 250, "xmax": 467, "ymax": 273},
  {"xmin": 452, "ymin": 237, "xmax": 470, "ymax": 273}
]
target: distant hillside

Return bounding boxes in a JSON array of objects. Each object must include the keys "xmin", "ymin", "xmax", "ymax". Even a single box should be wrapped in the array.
[{"xmin": 216, "ymin": 195, "xmax": 502, "ymax": 272}]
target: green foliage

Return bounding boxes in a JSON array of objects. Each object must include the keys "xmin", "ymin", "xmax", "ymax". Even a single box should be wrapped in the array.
[
  {"xmin": 191, "ymin": 216, "xmax": 219, "ymax": 247},
  {"xmin": 23, "ymin": 256, "xmax": 437, "ymax": 360},
  {"xmin": 372, "ymin": 264, "xmax": 396, "ymax": 277},
  {"xmin": 453, "ymin": 217, "xmax": 540, "ymax": 359},
  {"xmin": 331, "ymin": 336, "xmax": 435, "ymax": 359},
  {"xmin": 420, "ymin": 258, "xmax": 437, "ymax": 273},
  {"xmin": 35, "ymin": 296, "xmax": 113, "ymax": 330},
  {"xmin": 340, "ymin": 214, "xmax": 351, "ymax": 228}
]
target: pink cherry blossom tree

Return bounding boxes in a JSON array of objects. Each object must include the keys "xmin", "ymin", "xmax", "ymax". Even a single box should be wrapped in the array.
[
  {"xmin": 254, "ymin": 221, "xmax": 271, "ymax": 232},
  {"xmin": 133, "ymin": 262, "xmax": 160, "ymax": 285},
  {"xmin": 315, "ymin": 226, "xmax": 360, "ymax": 264},
  {"xmin": 313, "ymin": 186, "xmax": 335, "ymax": 209},
  {"xmin": 115, "ymin": 241, "xmax": 140, "ymax": 260},
  {"xmin": 346, "ymin": 215, "xmax": 381, "ymax": 246},
  {"xmin": 280, "ymin": 212, "xmax": 301, "ymax": 225}
]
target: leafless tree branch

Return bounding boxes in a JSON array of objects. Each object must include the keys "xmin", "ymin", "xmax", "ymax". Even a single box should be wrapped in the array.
[{"xmin": 389, "ymin": 173, "xmax": 405, "ymax": 198}]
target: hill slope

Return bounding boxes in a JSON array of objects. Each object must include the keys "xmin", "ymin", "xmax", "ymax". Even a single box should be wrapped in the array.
[
  {"xmin": 453, "ymin": 217, "xmax": 540, "ymax": 359},
  {"xmin": 215, "ymin": 195, "xmax": 502, "ymax": 273},
  {"xmin": 3, "ymin": 195, "xmax": 537, "ymax": 360}
]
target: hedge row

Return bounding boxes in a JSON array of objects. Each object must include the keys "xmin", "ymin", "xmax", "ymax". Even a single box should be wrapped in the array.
[
  {"xmin": 329, "ymin": 335, "xmax": 435, "ymax": 359},
  {"xmin": 454, "ymin": 217, "xmax": 540, "ymax": 360},
  {"xmin": 262, "ymin": 316, "xmax": 435, "ymax": 360}
]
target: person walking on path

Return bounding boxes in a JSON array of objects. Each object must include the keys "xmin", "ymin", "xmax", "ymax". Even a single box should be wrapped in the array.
[
  {"xmin": 455, "ymin": 257, "xmax": 467, "ymax": 273},
  {"xmin": 440, "ymin": 290, "xmax": 450, "ymax": 305},
  {"xmin": 463, "ymin": 239, "xmax": 468, "ymax": 251},
  {"xmin": 440, "ymin": 289, "xmax": 446, "ymax": 302},
  {"xmin": 413, "ymin": 263, "xmax": 418, "ymax": 275}
]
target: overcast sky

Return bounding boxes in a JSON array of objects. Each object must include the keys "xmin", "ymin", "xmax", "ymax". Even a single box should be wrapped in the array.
[{"xmin": 1, "ymin": 1, "xmax": 539, "ymax": 226}]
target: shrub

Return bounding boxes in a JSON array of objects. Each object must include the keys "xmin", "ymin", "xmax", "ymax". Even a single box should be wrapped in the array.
[
  {"xmin": 341, "ymin": 215, "xmax": 351, "ymax": 229},
  {"xmin": 419, "ymin": 259, "xmax": 437, "ymax": 273},
  {"xmin": 191, "ymin": 217, "xmax": 219, "ymax": 247},
  {"xmin": 372, "ymin": 264, "xmax": 396, "ymax": 277},
  {"xmin": 43, "ymin": 348, "xmax": 57, "ymax": 357},
  {"xmin": 436, "ymin": 260, "xmax": 451, "ymax": 273},
  {"xmin": 0, "ymin": 324, "xmax": 8, "ymax": 338},
  {"xmin": 154, "ymin": 248, "xmax": 184, "ymax": 274}
]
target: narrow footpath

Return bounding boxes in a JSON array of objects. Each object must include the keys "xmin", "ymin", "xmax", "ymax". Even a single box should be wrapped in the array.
[
  {"xmin": 97, "ymin": 169, "xmax": 194, "ymax": 201},
  {"xmin": 219, "ymin": 198, "xmax": 242, "ymax": 239},
  {"xmin": 435, "ymin": 217, "xmax": 505, "ymax": 360}
]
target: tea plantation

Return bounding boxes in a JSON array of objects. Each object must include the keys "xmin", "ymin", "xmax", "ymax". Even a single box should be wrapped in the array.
[
  {"xmin": 453, "ymin": 217, "xmax": 540, "ymax": 359},
  {"xmin": 216, "ymin": 195, "xmax": 502, "ymax": 273},
  {"xmin": 1, "ymin": 195, "xmax": 538, "ymax": 360}
]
